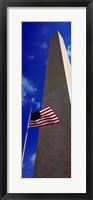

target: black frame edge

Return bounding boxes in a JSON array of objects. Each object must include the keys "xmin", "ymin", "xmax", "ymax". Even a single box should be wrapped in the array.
[
  {"xmin": 0, "ymin": 0, "xmax": 93, "ymax": 199},
  {"xmin": 0, "ymin": 0, "xmax": 7, "ymax": 200},
  {"xmin": 86, "ymin": 1, "xmax": 92, "ymax": 198},
  {"xmin": 1, "ymin": 0, "xmax": 92, "ymax": 7}
]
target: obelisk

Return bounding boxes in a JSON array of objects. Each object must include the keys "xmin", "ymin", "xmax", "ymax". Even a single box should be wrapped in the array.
[{"xmin": 34, "ymin": 32, "xmax": 71, "ymax": 178}]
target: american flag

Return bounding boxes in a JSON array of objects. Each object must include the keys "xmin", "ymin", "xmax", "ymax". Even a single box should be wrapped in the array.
[{"xmin": 29, "ymin": 106, "xmax": 59, "ymax": 128}]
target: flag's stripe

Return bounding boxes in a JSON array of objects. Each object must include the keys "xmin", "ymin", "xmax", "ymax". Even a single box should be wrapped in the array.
[
  {"xmin": 30, "ymin": 117, "xmax": 59, "ymax": 125},
  {"xmin": 40, "ymin": 106, "xmax": 51, "ymax": 113},
  {"xmin": 41, "ymin": 114, "xmax": 57, "ymax": 119},
  {"xmin": 29, "ymin": 120, "xmax": 59, "ymax": 128},
  {"xmin": 41, "ymin": 111, "xmax": 54, "ymax": 117},
  {"xmin": 40, "ymin": 109, "xmax": 53, "ymax": 116},
  {"xmin": 30, "ymin": 117, "xmax": 58, "ymax": 124},
  {"xmin": 29, "ymin": 106, "xmax": 59, "ymax": 128},
  {"xmin": 40, "ymin": 109, "xmax": 52, "ymax": 115},
  {"xmin": 30, "ymin": 120, "xmax": 59, "ymax": 127},
  {"xmin": 41, "ymin": 112, "xmax": 56, "ymax": 118},
  {"xmin": 41, "ymin": 117, "xmax": 59, "ymax": 121},
  {"xmin": 31, "ymin": 116, "xmax": 58, "ymax": 123}
]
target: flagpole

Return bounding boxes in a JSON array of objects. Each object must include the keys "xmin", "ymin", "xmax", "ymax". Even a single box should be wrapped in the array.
[{"xmin": 22, "ymin": 108, "xmax": 32, "ymax": 164}]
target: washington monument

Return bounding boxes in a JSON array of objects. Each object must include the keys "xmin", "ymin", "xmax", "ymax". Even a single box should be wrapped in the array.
[{"xmin": 33, "ymin": 32, "xmax": 71, "ymax": 178}]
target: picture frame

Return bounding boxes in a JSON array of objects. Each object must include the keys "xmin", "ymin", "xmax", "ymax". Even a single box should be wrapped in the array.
[{"xmin": 0, "ymin": 0, "xmax": 93, "ymax": 199}]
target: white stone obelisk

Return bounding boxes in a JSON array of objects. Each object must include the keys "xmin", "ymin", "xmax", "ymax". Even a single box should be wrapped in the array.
[{"xmin": 34, "ymin": 32, "xmax": 71, "ymax": 178}]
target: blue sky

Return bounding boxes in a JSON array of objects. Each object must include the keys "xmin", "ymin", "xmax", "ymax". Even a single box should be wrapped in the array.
[{"xmin": 22, "ymin": 22, "xmax": 71, "ymax": 178}]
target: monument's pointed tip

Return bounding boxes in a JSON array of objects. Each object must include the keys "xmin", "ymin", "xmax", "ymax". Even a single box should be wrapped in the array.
[
  {"xmin": 57, "ymin": 31, "xmax": 63, "ymax": 39},
  {"xmin": 51, "ymin": 31, "xmax": 62, "ymax": 39},
  {"xmin": 57, "ymin": 31, "xmax": 61, "ymax": 35},
  {"xmin": 53, "ymin": 31, "xmax": 61, "ymax": 35},
  {"xmin": 52, "ymin": 31, "xmax": 63, "ymax": 40}
]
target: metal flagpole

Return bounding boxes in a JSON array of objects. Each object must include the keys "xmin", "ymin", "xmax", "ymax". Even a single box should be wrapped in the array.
[{"xmin": 22, "ymin": 108, "xmax": 32, "ymax": 164}]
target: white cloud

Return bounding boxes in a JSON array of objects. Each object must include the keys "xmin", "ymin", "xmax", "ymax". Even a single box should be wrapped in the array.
[
  {"xmin": 31, "ymin": 97, "xmax": 41, "ymax": 109},
  {"xmin": 41, "ymin": 42, "xmax": 48, "ymax": 49},
  {"xmin": 22, "ymin": 94, "xmax": 27, "ymax": 106},
  {"xmin": 22, "ymin": 77, "xmax": 37, "ymax": 106},
  {"xmin": 36, "ymin": 102, "xmax": 41, "ymax": 109},
  {"xmin": 30, "ymin": 153, "xmax": 36, "ymax": 166},
  {"xmin": 38, "ymin": 27, "xmax": 50, "ymax": 36},
  {"xmin": 28, "ymin": 55, "xmax": 34, "ymax": 60},
  {"xmin": 66, "ymin": 44, "xmax": 71, "ymax": 58},
  {"xmin": 22, "ymin": 77, "xmax": 37, "ymax": 93},
  {"xmin": 36, "ymin": 41, "xmax": 48, "ymax": 53},
  {"xmin": 31, "ymin": 97, "xmax": 35, "ymax": 103}
]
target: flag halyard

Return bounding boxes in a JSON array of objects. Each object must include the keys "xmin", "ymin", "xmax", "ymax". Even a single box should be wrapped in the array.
[{"xmin": 29, "ymin": 107, "xmax": 59, "ymax": 128}]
